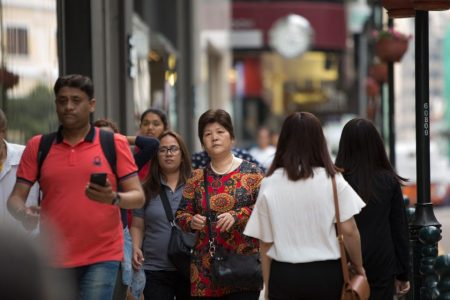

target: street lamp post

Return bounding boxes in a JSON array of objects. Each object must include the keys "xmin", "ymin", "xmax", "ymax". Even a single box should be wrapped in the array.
[{"xmin": 409, "ymin": 10, "xmax": 441, "ymax": 299}]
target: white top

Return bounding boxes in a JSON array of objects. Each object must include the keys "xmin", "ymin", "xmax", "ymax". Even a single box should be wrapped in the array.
[
  {"xmin": 249, "ymin": 145, "xmax": 276, "ymax": 170},
  {"xmin": 244, "ymin": 168, "xmax": 365, "ymax": 263},
  {"xmin": 0, "ymin": 140, "xmax": 39, "ymax": 227}
]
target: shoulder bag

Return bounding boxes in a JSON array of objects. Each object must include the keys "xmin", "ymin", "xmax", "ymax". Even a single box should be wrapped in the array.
[
  {"xmin": 332, "ymin": 176, "xmax": 370, "ymax": 300},
  {"xmin": 204, "ymin": 169, "xmax": 263, "ymax": 290},
  {"xmin": 159, "ymin": 188, "xmax": 195, "ymax": 279}
]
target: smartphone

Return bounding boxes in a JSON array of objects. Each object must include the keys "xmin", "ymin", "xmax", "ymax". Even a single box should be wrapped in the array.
[{"xmin": 90, "ymin": 173, "xmax": 107, "ymax": 186}]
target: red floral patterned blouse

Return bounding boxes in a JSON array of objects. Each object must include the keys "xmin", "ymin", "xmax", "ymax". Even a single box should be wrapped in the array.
[{"xmin": 175, "ymin": 160, "xmax": 264, "ymax": 297}]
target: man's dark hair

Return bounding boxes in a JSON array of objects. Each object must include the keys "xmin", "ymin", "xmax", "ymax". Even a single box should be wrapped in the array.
[
  {"xmin": 93, "ymin": 118, "xmax": 120, "ymax": 133},
  {"xmin": 197, "ymin": 109, "xmax": 235, "ymax": 145},
  {"xmin": 267, "ymin": 111, "xmax": 337, "ymax": 180},
  {"xmin": 53, "ymin": 74, "xmax": 94, "ymax": 99}
]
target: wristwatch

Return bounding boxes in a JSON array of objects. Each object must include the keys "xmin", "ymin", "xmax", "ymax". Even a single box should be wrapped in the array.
[{"xmin": 111, "ymin": 192, "xmax": 121, "ymax": 206}]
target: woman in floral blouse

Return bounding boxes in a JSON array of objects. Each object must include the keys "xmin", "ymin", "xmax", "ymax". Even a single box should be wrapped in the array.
[{"xmin": 176, "ymin": 109, "xmax": 264, "ymax": 299}]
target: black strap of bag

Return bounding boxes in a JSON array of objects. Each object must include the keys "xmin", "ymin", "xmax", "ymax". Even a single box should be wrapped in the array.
[
  {"xmin": 159, "ymin": 188, "xmax": 176, "ymax": 227},
  {"xmin": 204, "ymin": 169, "xmax": 215, "ymax": 245}
]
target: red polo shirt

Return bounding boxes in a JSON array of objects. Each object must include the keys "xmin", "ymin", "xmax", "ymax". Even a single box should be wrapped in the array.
[{"xmin": 17, "ymin": 126, "xmax": 138, "ymax": 268}]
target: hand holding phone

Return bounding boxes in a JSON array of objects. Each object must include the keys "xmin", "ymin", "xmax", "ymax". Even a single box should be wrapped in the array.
[{"xmin": 90, "ymin": 173, "xmax": 107, "ymax": 186}]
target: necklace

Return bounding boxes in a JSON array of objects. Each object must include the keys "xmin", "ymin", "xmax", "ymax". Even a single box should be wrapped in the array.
[{"xmin": 210, "ymin": 154, "xmax": 235, "ymax": 175}]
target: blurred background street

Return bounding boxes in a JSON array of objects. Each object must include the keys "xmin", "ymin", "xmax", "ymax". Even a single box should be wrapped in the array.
[{"xmin": 1, "ymin": 1, "xmax": 450, "ymax": 298}]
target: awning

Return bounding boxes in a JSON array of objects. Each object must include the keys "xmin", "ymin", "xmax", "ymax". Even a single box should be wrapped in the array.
[{"xmin": 232, "ymin": 2, "xmax": 347, "ymax": 51}]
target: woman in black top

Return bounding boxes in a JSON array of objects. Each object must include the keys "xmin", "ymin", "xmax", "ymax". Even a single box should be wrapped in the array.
[{"xmin": 335, "ymin": 118, "xmax": 410, "ymax": 299}]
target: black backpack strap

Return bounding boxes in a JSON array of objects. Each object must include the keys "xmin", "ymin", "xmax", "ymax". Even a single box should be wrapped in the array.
[
  {"xmin": 99, "ymin": 129, "xmax": 117, "ymax": 180},
  {"xmin": 37, "ymin": 132, "xmax": 57, "ymax": 181}
]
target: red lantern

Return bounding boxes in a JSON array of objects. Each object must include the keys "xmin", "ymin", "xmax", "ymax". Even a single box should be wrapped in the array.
[
  {"xmin": 369, "ymin": 63, "xmax": 388, "ymax": 82},
  {"xmin": 366, "ymin": 77, "xmax": 380, "ymax": 97},
  {"xmin": 381, "ymin": 0, "xmax": 415, "ymax": 18}
]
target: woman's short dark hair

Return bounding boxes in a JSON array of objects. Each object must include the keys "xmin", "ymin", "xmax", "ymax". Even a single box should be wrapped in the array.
[
  {"xmin": 140, "ymin": 108, "xmax": 168, "ymax": 130},
  {"xmin": 335, "ymin": 118, "xmax": 405, "ymax": 201},
  {"xmin": 53, "ymin": 74, "xmax": 94, "ymax": 99},
  {"xmin": 197, "ymin": 109, "xmax": 235, "ymax": 145},
  {"xmin": 143, "ymin": 130, "xmax": 192, "ymax": 198},
  {"xmin": 267, "ymin": 112, "xmax": 337, "ymax": 180}
]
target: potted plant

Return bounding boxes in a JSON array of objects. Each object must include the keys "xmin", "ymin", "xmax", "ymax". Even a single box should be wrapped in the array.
[
  {"xmin": 381, "ymin": 0, "xmax": 415, "ymax": 18},
  {"xmin": 373, "ymin": 29, "xmax": 412, "ymax": 62}
]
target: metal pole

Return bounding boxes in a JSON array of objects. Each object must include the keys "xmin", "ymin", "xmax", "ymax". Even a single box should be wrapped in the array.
[
  {"xmin": 387, "ymin": 18, "xmax": 396, "ymax": 168},
  {"xmin": 410, "ymin": 10, "xmax": 441, "ymax": 299}
]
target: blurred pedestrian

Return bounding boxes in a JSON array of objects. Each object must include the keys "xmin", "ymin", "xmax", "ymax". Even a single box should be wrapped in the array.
[
  {"xmin": 0, "ymin": 225, "xmax": 77, "ymax": 300},
  {"xmin": 244, "ymin": 112, "xmax": 366, "ymax": 300},
  {"xmin": 335, "ymin": 118, "xmax": 410, "ymax": 299},
  {"xmin": 0, "ymin": 108, "xmax": 39, "ymax": 228},
  {"xmin": 137, "ymin": 108, "xmax": 168, "ymax": 179},
  {"xmin": 131, "ymin": 130, "xmax": 192, "ymax": 300},
  {"xmin": 249, "ymin": 127, "xmax": 276, "ymax": 170},
  {"xmin": 94, "ymin": 118, "xmax": 159, "ymax": 300},
  {"xmin": 176, "ymin": 109, "xmax": 264, "ymax": 299},
  {"xmin": 7, "ymin": 74, "xmax": 145, "ymax": 299}
]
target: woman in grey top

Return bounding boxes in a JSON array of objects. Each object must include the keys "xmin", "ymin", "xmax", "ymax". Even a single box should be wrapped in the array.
[{"xmin": 131, "ymin": 130, "xmax": 192, "ymax": 300}]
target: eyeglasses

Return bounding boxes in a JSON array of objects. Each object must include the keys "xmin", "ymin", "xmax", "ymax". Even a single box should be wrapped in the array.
[{"xmin": 158, "ymin": 146, "xmax": 180, "ymax": 155}]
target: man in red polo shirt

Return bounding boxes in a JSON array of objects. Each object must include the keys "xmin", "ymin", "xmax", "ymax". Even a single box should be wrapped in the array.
[{"xmin": 7, "ymin": 74, "xmax": 145, "ymax": 300}]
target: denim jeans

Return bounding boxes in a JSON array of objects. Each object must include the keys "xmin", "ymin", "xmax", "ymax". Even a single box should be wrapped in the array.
[
  {"xmin": 121, "ymin": 227, "xmax": 133, "ymax": 285},
  {"xmin": 74, "ymin": 261, "xmax": 120, "ymax": 300}
]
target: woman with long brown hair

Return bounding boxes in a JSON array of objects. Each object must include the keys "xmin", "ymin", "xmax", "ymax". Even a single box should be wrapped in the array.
[
  {"xmin": 245, "ymin": 112, "xmax": 366, "ymax": 300},
  {"xmin": 130, "ymin": 130, "xmax": 192, "ymax": 300}
]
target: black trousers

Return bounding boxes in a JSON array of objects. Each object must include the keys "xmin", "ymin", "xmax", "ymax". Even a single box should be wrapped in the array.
[
  {"xmin": 144, "ymin": 270, "xmax": 191, "ymax": 300},
  {"xmin": 368, "ymin": 276, "xmax": 395, "ymax": 300},
  {"xmin": 269, "ymin": 259, "xmax": 343, "ymax": 300},
  {"xmin": 191, "ymin": 290, "xmax": 260, "ymax": 300}
]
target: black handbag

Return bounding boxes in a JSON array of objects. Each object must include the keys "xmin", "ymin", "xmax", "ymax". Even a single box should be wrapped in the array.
[
  {"xmin": 159, "ymin": 189, "xmax": 195, "ymax": 279},
  {"xmin": 204, "ymin": 170, "xmax": 263, "ymax": 290}
]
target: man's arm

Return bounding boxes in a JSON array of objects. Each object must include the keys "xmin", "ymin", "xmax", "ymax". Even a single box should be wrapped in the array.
[
  {"xmin": 117, "ymin": 175, "xmax": 145, "ymax": 209},
  {"xmin": 7, "ymin": 182, "xmax": 40, "ymax": 230},
  {"xmin": 86, "ymin": 175, "xmax": 145, "ymax": 209}
]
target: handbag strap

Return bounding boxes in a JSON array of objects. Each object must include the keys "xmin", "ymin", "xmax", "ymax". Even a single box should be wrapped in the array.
[
  {"xmin": 203, "ymin": 169, "xmax": 214, "ymax": 239},
  {"xmin": 159, "ymin": 188, "xmax": 176, "ymax": 227},
  {"xmin": 332, "ymin": 176, "xmax": 351, "ymax": 284}
]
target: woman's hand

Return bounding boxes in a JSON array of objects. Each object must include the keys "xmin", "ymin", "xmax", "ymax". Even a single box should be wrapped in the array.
[
  {"xmin": 395, "ymin": 280, "xmax": 410, "ymax": 296},
  {"xmin": 191, "ymin": 214, "xmax": 207, "ymax": 230},
  {"xmin": 132, "ymin": 247, "xmax": 144, "ymax": 271},
  {"xmin": 217, "ymin": 212, "xmax": 235, "ymax": 232}
]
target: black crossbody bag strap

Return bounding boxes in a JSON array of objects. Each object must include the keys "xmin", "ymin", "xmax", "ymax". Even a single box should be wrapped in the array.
[
  {"xmin": 203, "ymin": 169, "xmax": 214, "ymax": 239},
  {"xmin": 159, "ymin": 188, "xmax": 176, "ymax": 226}
]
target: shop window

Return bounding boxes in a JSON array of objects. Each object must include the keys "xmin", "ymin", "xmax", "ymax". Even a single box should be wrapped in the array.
[{"xmin": 6, "ymin": 27, "xmax": 29, "ymax": 55}]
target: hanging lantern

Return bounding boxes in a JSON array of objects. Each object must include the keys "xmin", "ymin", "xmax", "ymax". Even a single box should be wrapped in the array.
[{"xmin": 369, "ymin": 63, "xmax": 388, "ymax": 82}]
